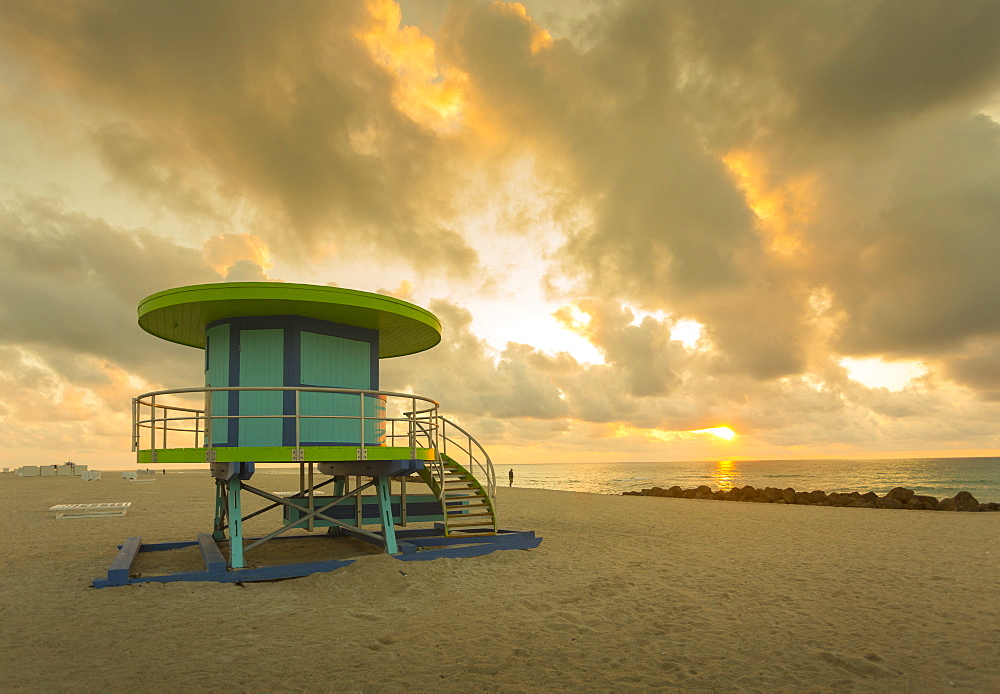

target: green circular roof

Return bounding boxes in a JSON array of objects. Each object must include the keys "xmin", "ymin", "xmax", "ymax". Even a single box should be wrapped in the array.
[{"xmin": 138, "ymin": 282, "xmax": 441, "ymax": 358}]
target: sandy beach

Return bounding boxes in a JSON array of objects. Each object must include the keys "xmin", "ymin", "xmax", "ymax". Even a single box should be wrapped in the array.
[{"xmin": 1, "ymin": 471, "xmax": 998, "ymax": 692}]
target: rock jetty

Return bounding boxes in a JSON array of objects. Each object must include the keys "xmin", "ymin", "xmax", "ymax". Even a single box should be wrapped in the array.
[{"xmin": 622, "ymin": 485, "xmax": 998, "ymax": 511}]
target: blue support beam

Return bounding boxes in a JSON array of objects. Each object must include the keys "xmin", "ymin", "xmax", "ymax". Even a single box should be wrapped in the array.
[
  {"xmin": 337, "ymin": 525, "xmax": 417, "ymax": 555},
  {"xmin": 126, "ymin": 540, "xmax": 198, "ymax": 552},
  {"xmin": 227, "ymin": 477, "xmax": 244, "ymax": 568},
  {"xmin": 393, "ymin": 530, "xmax": 538, "ymax": 548},
  {"xmin": 105, "ymin": 536, "xmax": 142, "ymax": 586},
  {"xmin": 197, "ymin": 533, "xmax": 228, "ymax": 573},
  {"xmin": 375, "ymin": 475, "xmax": 398, "ymax": 554},
  {"xmin": 396, "ymin": 534, "xmax": 542, "ymax": 561},
  {"xmin": 212, "ymin": 479, "xmax": 226, "ymax": 540},
  {"xmin": 94, "ymin": 558, "xmax": 356, "ymax": 587},
  {"xmin": 92, "ymin": 530, "xmax": 541, "ymax": 588}
]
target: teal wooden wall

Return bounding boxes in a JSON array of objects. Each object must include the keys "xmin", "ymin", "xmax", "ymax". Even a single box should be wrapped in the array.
[
  {"xmin": 205, "ymin": 323, "xmax": 230, "ymax": 446},
  {"xmin": 301, "ymin": 331, "xmax": 369, "ymax": 387},
  {"xmin": 238, "ymin": 329, "xmax": 284, "ymax": 446},
  {"xmin": 300, "ymin": 331, "xmax": 382, "ymax": 444},
  {"xmin": 201, "ymin": 318, "xmax": 382, "ymax": 448}
]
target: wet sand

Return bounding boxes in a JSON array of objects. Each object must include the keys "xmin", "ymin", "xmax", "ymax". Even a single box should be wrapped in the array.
[{"xmin": 1, "ymin": 471, "xmax": 997, "ymax": 691}]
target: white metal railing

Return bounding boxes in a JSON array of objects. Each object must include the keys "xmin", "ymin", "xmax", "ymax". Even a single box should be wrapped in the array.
[
  {"xmin": 439, "ymin": 416, "xmax": 496, "ymax": 498},
  {"xmin": 131, "ymin": 386, "xmax": 495, "ymax": 499}
]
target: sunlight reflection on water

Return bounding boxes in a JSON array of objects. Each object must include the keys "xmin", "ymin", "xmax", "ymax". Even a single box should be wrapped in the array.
[
  {"xmin": 711, "ymin": 460, "xmax": 737, "ymax": 491},
  {"xmin": 507, "ymin": 458, "xmax": 1000, "ymax": 502}
]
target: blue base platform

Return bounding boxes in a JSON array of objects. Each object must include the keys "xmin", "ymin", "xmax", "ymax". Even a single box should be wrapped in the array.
[{"xmin": 92, "ymin": 527, "xmax": 542, "ymax": 588}]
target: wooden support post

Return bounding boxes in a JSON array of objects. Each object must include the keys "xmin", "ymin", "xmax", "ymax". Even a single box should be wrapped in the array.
[
  {"xmin": 307, "ymin": 462, "xmax": 314, "ymax": 532},
  {"xmin": 375, "ymin": 475, "xmax": 399, "ymax": 554},
  {"xmin": 400, "ymin": 475, "xmax": 407, "ymax": 526},
  {"xmin": 326, "ymin": 476, "xmax": 347, "ymax": 535},
  {"xmin": 227, "ymin": 476, "xmax": 245, "ymax": 568},
  {"xmin": 355, "ymin": 475, "xmax": 363, "ymax": 528},
  {"xmin": 213, "ymin": 478, "xmax": 226, "ymax": 540},
  {"xmin": 197, "ymin": 533, "xmax": 228, "ymax": 573},
  {"xmin": 106, "ymin": 536, "xmax": 143, "ymax": 586}
]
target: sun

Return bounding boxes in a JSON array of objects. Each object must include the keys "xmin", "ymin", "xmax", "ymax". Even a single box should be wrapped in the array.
[{"xmin": 691, "ymin": 426, "xmax": 738, "ymax": 441}]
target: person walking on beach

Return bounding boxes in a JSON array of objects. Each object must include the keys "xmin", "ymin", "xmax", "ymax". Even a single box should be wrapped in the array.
[{"xmin": 509, "ymin": 468, "xmax": 514, "ymax": 487}]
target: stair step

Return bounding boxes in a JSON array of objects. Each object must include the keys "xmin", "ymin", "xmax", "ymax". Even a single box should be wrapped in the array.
[
  {"xmin": 448, "ymin": 523, "xmax": 493, "ymax": 537},
  {"xmin": 447, "ymin": 520, "xmax": 497, "ymax": 528},
  {"xmin": 432, "ymin": 458, "xmax": 494, "ymax": 528}
]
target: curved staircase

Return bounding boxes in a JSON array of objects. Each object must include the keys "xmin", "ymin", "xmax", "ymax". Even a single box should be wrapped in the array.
[{"xmin": 419, "ymin": 454, "xmax": 498, "ymax": 536}]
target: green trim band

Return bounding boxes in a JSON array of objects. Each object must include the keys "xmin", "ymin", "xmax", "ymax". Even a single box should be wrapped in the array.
[
  {"xmin": 137, "ymin": 282, "xmax": 441, "ymax": 357},
  {"xmin": 139, "ymin": 446, "xmax": 437, "ymax": 465}
]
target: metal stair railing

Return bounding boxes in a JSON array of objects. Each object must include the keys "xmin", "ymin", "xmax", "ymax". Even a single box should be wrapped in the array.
[
  {"xmin": 399, "ymin": 407, "xmax": 443, "ymax": 494},
  {"xmin": 438, "ymin": 416, "xmax": 496, "ymax": 499}
]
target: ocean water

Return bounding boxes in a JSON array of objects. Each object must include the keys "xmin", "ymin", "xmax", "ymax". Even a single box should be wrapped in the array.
[{"xmin": 505, "ymin": 457, "xmax": 1000, "ymax": 503}]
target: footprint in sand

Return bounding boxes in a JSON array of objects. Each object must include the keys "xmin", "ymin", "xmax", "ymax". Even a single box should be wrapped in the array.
[
  {"xmin": 818, "ymin": 651, "xmax": 895, "ymax": 678},
  {"xmin": 554, "ymin": 610, "xmax": 581, "ymax": 624}
]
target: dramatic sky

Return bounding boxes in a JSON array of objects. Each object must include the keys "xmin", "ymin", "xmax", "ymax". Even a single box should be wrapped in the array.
[{"xmin": 2, "ymin": 0, "xmax": 1000, "ymax": 469}]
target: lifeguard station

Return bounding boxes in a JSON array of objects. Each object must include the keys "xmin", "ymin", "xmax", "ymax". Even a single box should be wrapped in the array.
[{"xmin": 93, "ymin": 282, "xmax": 539, "ymax": 588}]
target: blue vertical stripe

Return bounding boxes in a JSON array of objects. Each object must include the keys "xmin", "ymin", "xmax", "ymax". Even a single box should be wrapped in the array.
[{"xmin": 204, "ymin": 323, "xmax": 230, "ymax": 446}]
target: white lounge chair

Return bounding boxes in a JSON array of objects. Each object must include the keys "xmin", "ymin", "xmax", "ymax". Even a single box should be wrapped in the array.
[{"xmin": 50, "ymin": 502, "xmax": 132, "ymax": 519}]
